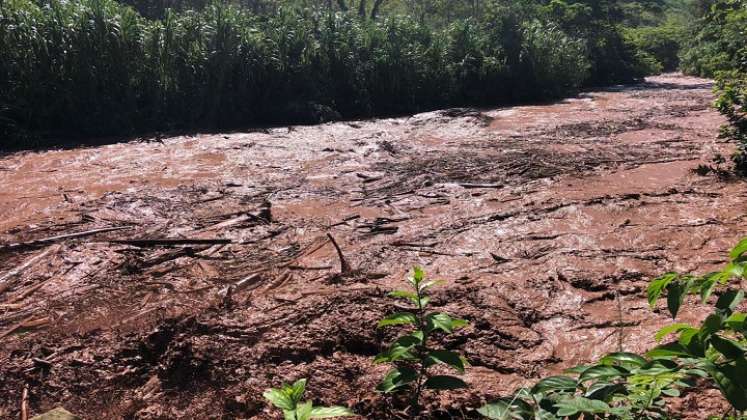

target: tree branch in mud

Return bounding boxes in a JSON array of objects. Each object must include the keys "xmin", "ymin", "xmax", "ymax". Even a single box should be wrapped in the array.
[
  {"xmin": 0, "ymin": 226, "xmax": 132, "ymax": 252},
  {"xmin": 326, "ymin": 233, "xmax": 351, "ymax": 275}
]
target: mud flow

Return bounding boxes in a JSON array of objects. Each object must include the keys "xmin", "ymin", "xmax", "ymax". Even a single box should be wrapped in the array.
[{"xmin": 0, "ymin": 74, "xmax": 743, "ymax": 418}]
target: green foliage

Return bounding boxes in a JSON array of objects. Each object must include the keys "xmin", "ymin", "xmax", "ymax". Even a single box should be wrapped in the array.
[
  {"xmin": 0, "ymin": 0, "xmax": 672, "ymax": 149},
  {"xmin": 480, "ymin": 237, "xmax": 747, "ymax": 419},
  {"xmin": 375, "ymin": 266, "xmax": 469, "ymax": 412},
  {"xmin": 624, "ymin": 23, "xmax": 684, "ymax": 72},
  {"xmin": 263, "ymin": 378, "xmax": 355, "ymax": 420},
  {"xmin": 677, "ymin": 0, "xmax": 747, "ymax": 173}
]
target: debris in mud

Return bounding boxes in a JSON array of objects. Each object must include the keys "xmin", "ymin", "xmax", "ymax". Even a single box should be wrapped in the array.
[
  {"xmin": 31, "ymin": 407, "xmax": 81, "ymax": 420},
  {"xmin": 0, "ymin": 75, "xmax": 739, "ymax": 419}
]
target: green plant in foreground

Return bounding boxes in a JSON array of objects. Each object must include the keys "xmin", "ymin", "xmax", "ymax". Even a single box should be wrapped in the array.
[
  {"xmin": 375, "ymin": 267, "xmax": 469, "ymax": 412},
  {"xmin": 645, "ymin": 237, "xmax": 747, "ymax": 413},
  {"xmin": 263, "ymin": 378, "xmax": 355, "ymax": 420},
  {"xmin": 480, "ymin": 237, "xmax": 747, "ymax": 419}
]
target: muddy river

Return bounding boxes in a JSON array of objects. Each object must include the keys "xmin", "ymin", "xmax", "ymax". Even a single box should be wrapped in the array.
[{"xmin": 0, "ymin": 74, "xmax": 744, "ymax": 418}]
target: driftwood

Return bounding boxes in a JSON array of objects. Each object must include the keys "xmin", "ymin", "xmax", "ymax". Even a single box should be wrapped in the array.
[
  {"xmin": 0, "ymin": 247, "xmax": 57, "ymax": 294},
  {"xmin": 0, "ymin": 226, "xmax": 132, "ymax": 251}
]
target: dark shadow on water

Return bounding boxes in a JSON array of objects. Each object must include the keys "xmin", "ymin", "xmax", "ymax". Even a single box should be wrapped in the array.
[
  {"xmin": 593, "ymin": 80, "xmax": 714, "ymax": 93},
  {"xmin": 0, "ymin": 76, "xmax": 716, "ymax": 158}
]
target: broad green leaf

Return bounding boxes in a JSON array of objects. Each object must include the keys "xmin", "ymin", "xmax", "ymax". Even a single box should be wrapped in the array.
[
  {"xmin": 648, "ymin": 273, "xmax": 678, "ymax": 308},
  {"xmin": 716, "ymin": 289, "xmax": 745, "ymax": 312},
  {"xmin": 647, "ymin": 342, "xmax": 691, "ymax": 359},
  {"xmin": 388, "ymin": 290, "xmax": 418, "ymax": 304},
  {"xmin": 655, "ymin": 323, "xmax": 694, "ymax": 342},
  {"xmin": 726, "ymin": 312, "xmax": 747, "ymax": 330},
  {"xmin": 376, "ymin": 367, "xmax": 417, "ymax": 393},
  {"xmin": 452, "ymin": 318, "xmax": 469, "ymax": 329},
  {"xmin": 699, "ymin": 314, "xmax": 724, "ymax": 341},
  {"xmin": 730, "ymin": 237, "xmax": 747, "ymax": 261},
  {"xmin": 554, "ymin": 397, "xmax": 611, "ymax": 417},
  {"xmin": 290, "ymin": 379, "xmax": 307, "ymax": 403},
  {"xmin": 418, "ymin": 280, "xmax": 444, "ymax": 293},
  {"xmin": 377, "ymin": 312, "xmax": 417, "ymax": 328},
  {"xmin": 427, "ymin": 350, "xmax": 465, "ymax": 372},
  {"xmin": 531, "ymin": 376, "xmax": 577, "ymax": 394},
  {"xmin": 585, "ymin": 382, "xmax": 625, "ymax": 400},
  {"xmin": 423, "ymin": 375, "xmax": 467, "ymax": 390},
  {"xmin": 409, "ymin": 266, "xmax": 425, "ymax": 287},
  {"xmin": 374, "ymin": 341, "xmax": 417, "ymax": 363},
  {"xmin": 703, "ymin": 359, "xmax": 747, "ymax": 410},
  {"xmin": 681, "ymin": 328, "xmax": 706, "ymax": 357},
  {"xmin": 578, "ymin": 365, "xmax": 628, "ymax": 383},
  {"xmin": 264, "ymin": 388, "xmax": 296, "ymax": 411},
  {"xmin": 309, "ymin": 406, "xmax": 355, "ymax": 418},
  {"xmin": 711, "ymin": 334, "xmax": 746, "ymax": 360},
  {"xmin": 425, "ymin": 312, "xmax": 467, "ymax": 333},
  {"xmin": 477, "ymin": 400, "xmax": 528, "ymax": 420},
  {"xmin": 599, "ymin": 352, "xmax": 648, "ymax": 367},
  {"xmin": 564, "ymin": 365, "xmax": 591, "ymax": 374},
  {"xmin": 662, "ymin": 387, "xmax": 681, "ymax": 397},
  {"xmin": 699, "ymin": 272, "xmax": 724, "ymax": 302},
  {"xmin": 296, "ymin": 401, "xmax": 313, "ymax": 420},
  {"xmin": 725, "ymin": 262, "xmax": 746, "ymax": 278},
  {"xmin": 667, "ymin": 279, "xmax": 691, "ymax": 319},
  {"xmin": 283, "ymin": 410, "xmax": 296, "ymax": 420}
]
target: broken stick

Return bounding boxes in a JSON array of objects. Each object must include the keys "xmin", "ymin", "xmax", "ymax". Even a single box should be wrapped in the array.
[
  {"xmin": 458, "ymin": 183, "xmax": 504, "ymax": 189},
  {"xmin": 0, "ymin": 226, "xmax": 132, "ymax": 252},
  {"xmin": 326, "ymin": 233, "xmax": 351, "ymax": 275},
  {"xmin": 217, "ymin": 273, "xmax": 263, "ymax": 298},
  {"xmin": 21, "ymin": 385, "xmax": 28, "ymax": 420}
]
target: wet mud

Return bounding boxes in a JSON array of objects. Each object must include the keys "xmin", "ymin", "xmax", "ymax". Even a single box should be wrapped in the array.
[{"xmin": 0, "ymin": 74, "xmax": 743, "ymax": 418}]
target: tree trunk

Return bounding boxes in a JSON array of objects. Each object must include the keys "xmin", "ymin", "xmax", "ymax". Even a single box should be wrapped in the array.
[{"xmin": 371, "ymin": 0, "xmax": 386, "ymax": 19}]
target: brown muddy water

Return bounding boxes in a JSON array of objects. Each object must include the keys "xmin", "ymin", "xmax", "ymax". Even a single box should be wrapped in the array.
[{"xmin": 0, "ymin": 74, "xmax": 744, "ymax": 418}]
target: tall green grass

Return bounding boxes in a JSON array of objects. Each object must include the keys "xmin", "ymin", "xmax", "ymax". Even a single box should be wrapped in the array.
[{"xmin": 0, "ymin": 0, "xmax": 644, "ymax": 148}]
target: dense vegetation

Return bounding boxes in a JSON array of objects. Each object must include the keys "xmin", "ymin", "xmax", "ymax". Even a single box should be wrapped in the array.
[
  {"xmin": 679, "ymin": 0, "xmax": 747, "ymax": 172},
  {"xmin": 0, "ymin": 0, "xmax": 679, "ymax": 148}
]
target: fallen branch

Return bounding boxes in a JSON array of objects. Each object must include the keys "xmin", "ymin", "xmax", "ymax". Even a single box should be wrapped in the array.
[
  {"xmin": 110, "ymin": 238, "xmax": 231, "ymax": 247},
  {"xmin": 0, "ymin": 226, "xmax": 132, "ymax": 252},
  {"xmin": 0, "ymin": 246, "xmax": 57, "ymax": 294},
  {"xmin": 328, "ymin": 215, "xmax": 360, "ymax": 228},
  {"xmin": 0, "ymin": 316, "xmax": 50, "ymax": 339},
  {"xmin": 21, "ymin": 385, "xmax": 28, "ymax": 420},
  {"xmin": 458, "ymin": 183, "xmax": 504, "ymax": 189},
  {"xmin": 391, "ymin": 241, "xmax": 437, "ymax": 248},
  {"xmin": 326, "ymin": 233, "xmax": 351, "ymax": 274}
]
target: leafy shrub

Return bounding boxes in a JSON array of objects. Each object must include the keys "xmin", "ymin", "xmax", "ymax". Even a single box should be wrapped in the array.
[
  {"xmin": 375, "ymin": 267, "xmax": 469, "ymax": 413},
  {"xmin": 480, "ymin": 237, "xmax": 747, "ymax": 419},
  {"xmin": 679, "ymin": 0, "xmax": 747, "ymax": 174},
  {"xmin": 263, "ymin": 378, "xmax": 355, "ymax": 419}
]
